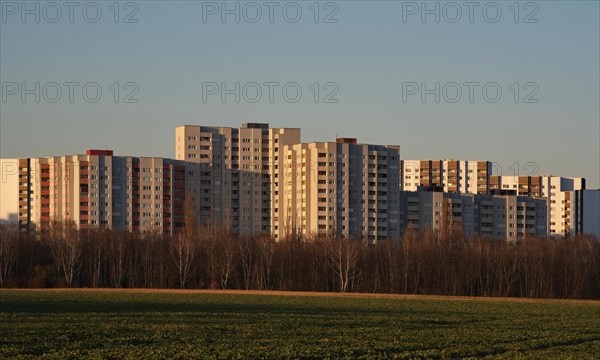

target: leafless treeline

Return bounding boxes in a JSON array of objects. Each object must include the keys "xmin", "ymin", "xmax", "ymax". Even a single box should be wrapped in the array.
[{"xmin": 0, "ymin": 221, "xmax": 598, "ymax": 299}]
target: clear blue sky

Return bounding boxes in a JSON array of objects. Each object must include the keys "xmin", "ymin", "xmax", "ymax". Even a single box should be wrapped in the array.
[{"xmin": 1, "ymin": 1, "xmax": 599, "ymax": 187}]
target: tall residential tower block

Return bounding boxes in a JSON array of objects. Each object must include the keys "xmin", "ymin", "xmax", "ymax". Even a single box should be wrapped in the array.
[
  {"xmin": 175, "ymin": 123, "xmax": 301, "ymax": 236},
  {"xmin": 278, "ymin": 138, "xmax": 401, "ymax": 244}
]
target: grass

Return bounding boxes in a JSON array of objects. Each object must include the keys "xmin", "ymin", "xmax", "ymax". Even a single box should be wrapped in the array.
[{"xmin": 0, "ymin": 290, "xmax": 599, "ymax": 359}]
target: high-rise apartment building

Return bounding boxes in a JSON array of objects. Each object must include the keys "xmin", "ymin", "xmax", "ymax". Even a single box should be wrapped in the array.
[
  {"xmin": 490, "ymin": 175, "xmax": 585, "ymax": 236},
  {"xmin": 401, "ymin": 160, "xmax": 492, "ymax": 194},
  {"xmin": 175, "ymin": 123, "xmax": 301, "ymax": 236},
  {"xmin": 278, "ymin": 138, "xmax": 401, "ymax": 244},
  {"xmin": 0, "ymin": 150, "xmax": 190, "ymax": 235}
]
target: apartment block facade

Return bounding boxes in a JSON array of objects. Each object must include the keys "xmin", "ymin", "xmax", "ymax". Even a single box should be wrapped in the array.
[
  {"xmin": 401, "ymin": 160, "xmax": 492, "ymax": 194},
  {"xmin": 0, "ymin": 150, "xmax": 190, "ymax": 234},
  {"xmin": 278, "ymin": 138, "xmax": 400, "ymax": 243},
  {"xmin": 175, "ymin": 123, "xmax": 301, "ymax": 236},
  {"xmin": 399, "ymin": 188, "xmax": 548, "ymax": 241},
  {"xmin": 490, "ymin": 175, "xmax": 585, "ymax": 236}
]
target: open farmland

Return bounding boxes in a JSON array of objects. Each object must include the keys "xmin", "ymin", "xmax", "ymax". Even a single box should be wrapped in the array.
[{"xmin": 0, "ymin": 290, "xmax": 599, "ymax": 359}]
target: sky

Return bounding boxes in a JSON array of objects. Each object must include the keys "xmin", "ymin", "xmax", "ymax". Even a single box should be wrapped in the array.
[{"xmin": 1, "ymin": 0, "xmax": 599, "ymax": 187}]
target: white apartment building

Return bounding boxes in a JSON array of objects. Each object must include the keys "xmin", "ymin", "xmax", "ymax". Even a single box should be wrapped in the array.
[
  {"xmin": 175, "ymin": 123, "xmax": 301, "ymax": 236},
  {"xmin": 278, "ymin": 138, "xmax": 401, "ymax": 244}
]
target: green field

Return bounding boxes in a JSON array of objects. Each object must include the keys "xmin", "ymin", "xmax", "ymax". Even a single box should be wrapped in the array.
[{"xmin": 0, "ymin": 290, "xmax": 599, "ymax": 359}]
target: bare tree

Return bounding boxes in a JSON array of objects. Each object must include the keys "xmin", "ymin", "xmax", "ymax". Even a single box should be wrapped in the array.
[
  {"xmin": 47, "ymin": 219, "xmax": 82, "ymax": 287},
  {"xmin": 255, "ymin": 235, "xmax": 275, "ymax": 290},
  {"xmin": 172, "ymin": 232, "xmax": 196, "ymax": 288},
  {"xmin": 106, "ymin": 230, "xmax": 128, "ymax": 288},
  {"xmin": 0, "ymin": 223, "xmax": 19, "ymax": 287},
  {"xmin": 84, "ymin": 228, "xmax": 103, "ymax": 288},
  {"xmin": 216, "ymin": 235, "xmax": 237, "ymax": 289},
  {"xmin": 327, "ymin": 236, "xmax": 361, "ymax": 293},
  {"xmin": 239, "ymin": 236, "xmax": 255, "ymax": 290},
  {"xmin": 137, "ymin": 226, "xmax": 164, "ymax": 288},
  {"xmin": 490, "ymin": 243, "xmax": 519, "ymax": 297},
  {"xmin": 171, "ymin": 197, "xmax": 199, "ymax": 288}
]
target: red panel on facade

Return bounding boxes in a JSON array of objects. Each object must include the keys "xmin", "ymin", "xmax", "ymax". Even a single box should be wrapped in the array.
[
  {"xmin": 336, "ymin": 138, "xmax": 357, "ymax": 144},
  {"xmin": 86, "ymin": 150, "xmax": 113, "ymax": 156}
]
